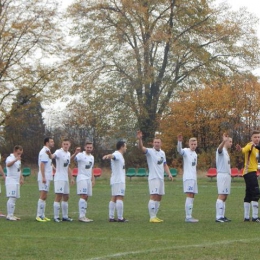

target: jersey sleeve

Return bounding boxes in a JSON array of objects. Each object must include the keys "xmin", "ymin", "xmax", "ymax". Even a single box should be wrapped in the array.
[{"xmin": 242, "ymin": 143, "xmax": 254, "ymax": 154}]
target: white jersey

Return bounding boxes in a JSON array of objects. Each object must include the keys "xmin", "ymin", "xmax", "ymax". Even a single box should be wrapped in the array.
[
  {"xmin": 145, "ymin": 148, "xmax": 166, "ymax": 180},
  {"xmin": 216, "ymin": 147, "xmax": 231, "ymax": 174},
  {"xmin": 54, "ymin": 148, "xmax": 71, "ymax": 181},
  {"xmin": 75, "ymin": 152, "xmax": 94, "ymax": 182},
  {"xmin": 5, "ymin": 153, "xmax": 21, "ymax": 184},
  {"xmin": 38, "ymin": 146, "xmax": 53, "ymax": 181},
  {"xmin": 178, "ymin": 143, "xmax": 197, "ymax": 181},
  {"xmin": 110, "ymin": 151, "xmax": 125, "ymax": 185}
]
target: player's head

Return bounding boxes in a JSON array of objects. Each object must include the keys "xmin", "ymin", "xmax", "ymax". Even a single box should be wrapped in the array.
[
  {"xmin": 61, "ymin": 138, "xmax": 71, "ymax": 151},
  {"xmin": 189, "ymin": 137, "xmax": 197, "ymax": 151},
  {"xmin": 116, "ymin": 140, "xmax": 127, "ymax": 153},
  {"xmin": 44, "ymin": 137, "xmax": 54, "ymax": 148},
  {"xmin": 251, "ymin": 130, "xmax": 260, "ymax": 145},
  {"xmin": 225, "ymin": 137, "xmax": 233, "ymax": 149},
  {"xmin": 153, "ymin": 137, "xmax": 162, "ymax": 151},
  {"xmin": 85, "ymin": 141, "xmax": 93, "ymax": 154},
  {"xmin": 13, "ymin": 145, "xmax": 23, "ymax": 156}
]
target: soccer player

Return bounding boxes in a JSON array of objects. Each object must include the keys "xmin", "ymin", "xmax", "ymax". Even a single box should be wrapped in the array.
[
  {"xmin": 177, "ymin": 134, "xmax": 199, "ymax": 223},
  {"xmin": 103, "ymin": 140, "xmax": 128, "ymax": 222},
  {"xmin": 36, "ymin": 137, "xmax": 55, "ymax": 222},
  {"xmin": 137, "ymin": 131, "xmax": 173, "ymax": 223},
  {"xmin": 236, "ymin": 130, "xmax": 260, "ymax": 222},
  {"xmin": 74, "ymin": 141, "xmax": 95, "ymax": 222},
  {"xmin": 5, "ymin": 145, "xmax": 24, "ymax": 221},
  {"xmin": 0, "ymin": 158, "xmax": 6, "ymax": 217},
  {"xmin": 215, "ymin": 133, "xmax": 233, "ymax": 223},
  {"xmin": 48, "ymin": 138, "xmax": 75, "ymax": 222}
]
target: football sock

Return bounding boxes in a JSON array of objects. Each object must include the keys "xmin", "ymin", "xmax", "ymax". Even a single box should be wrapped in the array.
[
  {"xmin": 223, "ymin": 201, "xmax": 226, "ymax": 218},
  {"xmin": 53, "ymin": 201, "xmax": 60, "ymax": 219},
  {"xmin": 37, "ymin": 199, "xmax": 45, "ymax": 218},
  {"xmin": 155, "ymin": 201, "xmax": 160, "ymax": 215},
  {"xmin": 244, "ymin": 202, "xmax": 250, "ymax": 219},
  {"xmin": 109, "ymin": 201, "xmax": 116, "ymax": 219},
  {"xmin": 79, "ymin": 198, "xmax": 86, "ymax": 218},
  {"xmin": 216, "ymin": 199, "xmax": 224, "ymax": 219},
  {"xmin": 7, "ymin": 197, "xmax": 16, "ymax": 217},
  {"xmin": 251, "ymin": 201, "xmax": 259, "ymax": 219},
  {"xmin": 185, "ymin": 197, "xmax": 194, "ymax": 219},
  {"xmin": 148, "ymin": 200, "xmax": 156, "ymax": 219},
  {"xmin": 62, "ymin": 201, "xmax": 69, "ymax": 218},
  {"xmin": 116, "ymin": 200, "xmax": 124, "ymax": 220}
]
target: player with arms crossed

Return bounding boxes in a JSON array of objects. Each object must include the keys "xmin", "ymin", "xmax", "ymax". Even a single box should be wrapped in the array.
[
  {"xmin": 5, "ymin": 145, "xmax": 24, "ymax": 221},
  {"xmin": 48, "ymin": 138, "xmax": 75, "ymax": 222},
  {"xmin": 137, "ymin": 131, "xmax": 173, "ymax": 223},
  {"xmin": 177, "ymin": 135, "xmax": 199, "ymax": 223},
  {"xmin": 74, "ymin": 141, "xmax": 95, "ymax": 222},
  {"xmin": 103, "ymin": 140, "xmax": 128, "ymax": 222},
  {"xmin": 215, "ymin": 133, "xmax": 233, "ymax": 222},
  {"xmin": 36, "ymin": 137, "xmax": 55, "ymax": 222}
]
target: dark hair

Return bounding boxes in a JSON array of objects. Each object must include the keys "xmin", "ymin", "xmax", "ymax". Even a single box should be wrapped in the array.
[
  {"xmin": 44, "ymin": 137, "xmax": 53, "ymax": 145},
  {"xmin": 85, "ymin": 141, "xmax": 93, "ymax": 145},
  {"xmin": 116, "ymin": 140, "xmax": 126, "ymax": 150},
  {"xmin": 251, "ymin": 130, "xmax": 260, "ymax": 136},
  {"xmin": 13, "ymin": 145, "xmax": 23, "ymax": 151},
  {"xmin": 62, "ymin": 138, "xmax": 70, "ymax": 142}
]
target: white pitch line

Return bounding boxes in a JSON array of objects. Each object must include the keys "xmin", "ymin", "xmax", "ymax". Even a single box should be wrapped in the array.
[{"xmin": 86, "ymin": 237, "xmax": 260, "ymax": 260}]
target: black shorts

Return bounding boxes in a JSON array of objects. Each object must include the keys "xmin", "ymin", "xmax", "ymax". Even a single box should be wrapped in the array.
[{"xmin": 243, "ymin": 171, "xmax": 259, "ymax": 202}]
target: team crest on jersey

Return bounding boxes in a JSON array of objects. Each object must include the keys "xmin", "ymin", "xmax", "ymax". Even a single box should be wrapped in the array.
[
  {"xmin": 157, "ymin": 157, "xmax": 164, "ymax": 165},
  {"xmin": 63, "ymin": 159, "xmax": 69, "ymax": 167},
  {"xmin": 85, "ymin": 161, "xmax": 92, "ymax": 169}
]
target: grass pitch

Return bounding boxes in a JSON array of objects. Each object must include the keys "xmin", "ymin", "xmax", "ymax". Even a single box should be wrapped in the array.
[{"xmin": 0, "ymin": 173, "xmax": 259, "ymax": 260}]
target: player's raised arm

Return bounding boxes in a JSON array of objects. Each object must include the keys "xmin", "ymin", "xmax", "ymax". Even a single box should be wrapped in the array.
[
  {"xmin": 217, "ymin": 133, "xmax": 229, "ymax": 154},
  {"xmin": 177, "ymin": 134, "xmax": 183, "ymax": 155},
  {"xmin": 137, "ymin": 130, "xmax": 147, "ymax": 153}
]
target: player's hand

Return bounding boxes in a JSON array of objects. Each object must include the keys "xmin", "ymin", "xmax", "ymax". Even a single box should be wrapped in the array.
[
  {"xmin": 70, "ymin": 178, "xmax": 75, "ymax": 185},
  {"xmin": 168, "ymin": 174, "xmax": 173, "ymax": 181},
  {"xmin": 235, "ymin": 144, "xmax": 242, "ymax": 151},
  {"xmin": 137, "ymin": 130, "xmax": 143, "ymax": 139},
  {"xmin": 103, "ymin": 155, "xmax": 110, "ymax": 160},
  {"xmin": 20, "ymin": 177, "xmax": 24, "ymax": 185},
  {"xmin": 42, "ymin": 177, "xmax": 46, "ymax": 184},
  {"xmin": 177, "ymin": 134, "xmax": 183, "ymax": 142},
  {"xmin": 75, "ymin": 147, "xmax": 81, "ymax": 154}
]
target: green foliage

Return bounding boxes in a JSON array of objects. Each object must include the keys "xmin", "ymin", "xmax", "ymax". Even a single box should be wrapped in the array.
[{"xmin": 2, "ymin": 87, "xmax": 45, "ymax": 163}]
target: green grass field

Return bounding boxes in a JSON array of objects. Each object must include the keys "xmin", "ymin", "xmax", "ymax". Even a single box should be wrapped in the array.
[{"xmin": 0, "ymin": 173, "xmax": 259, "ymax": 260}]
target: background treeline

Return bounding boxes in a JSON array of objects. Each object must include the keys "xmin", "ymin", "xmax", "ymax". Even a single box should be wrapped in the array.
[{"xmin": 1, "ymin": 0, "xmax": 260, "ymax": 170}]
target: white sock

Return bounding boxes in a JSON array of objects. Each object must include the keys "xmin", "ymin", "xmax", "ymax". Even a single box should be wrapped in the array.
[
  {"xmin": 7, "ymin": 198, "xmax": 16, "ymax": 217},
  {"xmin": 37, "ymin": 199, "xmax": 45, "ymax": 218},
  {"xmin": 148, "ymin": 200, "xmax": 156, "ymax": 219},
  {"xmin": 185, "ymin": 197, "xmax": 194, "ymax": 219},
  {"xmin": 251, "ymin": 201, "xmax": 259, "ymax": 219},
  {"xmin": 223, "ymin": 201, "xmax": 226, "ymax": 218},
  {"xmin": 155, "ymin": 201, "xmax": 160, "ymax": 215},
  {"xmin": 244, "ymin": 202, "xmax": 250, "ymax": 219},
  {"xmin": 53, "ymin": 201, "xmax": 60, "ymax": 219},
  {"xmin": 79, "ymin": 198, "xmax": 86, "ymax": 218},
  {"xmin": 62, "ymin": 201, "xmax": 68, "ymax": 218},
  {"xmin": 116, "ymin": 200, "xmax": 124, "ymax": 220},
  {"xmin": 109, "ymin": 201, "xmax": 116, "ymax": 219},
  {"xmin": 216, "ymin": 199, "xmax": 224, "ymax": 219}
]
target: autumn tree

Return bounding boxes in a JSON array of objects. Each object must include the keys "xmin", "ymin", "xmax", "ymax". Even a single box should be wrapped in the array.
[
  {"xmin": 66, "ymin": 0, "xmax": 260, "ymax": 143},
  {"xmin": 160, "ymin": 74, "xmax": 260, "ymax": 169},
  {"xmin": 0, "ymin": 0, "xmax": 64, "ymax": 127}
]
